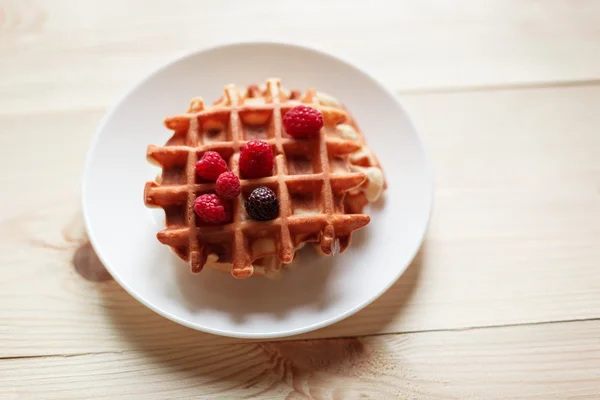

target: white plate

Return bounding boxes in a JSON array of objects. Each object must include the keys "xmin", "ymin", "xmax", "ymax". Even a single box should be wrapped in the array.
[{"xmin": 83, "ymin": 41, "xmax": 433, "ymax": 339}]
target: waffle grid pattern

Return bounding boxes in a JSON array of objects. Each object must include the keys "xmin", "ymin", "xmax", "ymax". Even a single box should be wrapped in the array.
[{"xmin": 145, "ymin": 79, "xmax": 370, "ymax": 278}]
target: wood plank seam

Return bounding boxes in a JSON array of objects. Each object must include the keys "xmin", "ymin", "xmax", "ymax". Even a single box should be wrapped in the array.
[{"xmin": 4, "ymin": 316, "xmax": 600, "ymax": 361}]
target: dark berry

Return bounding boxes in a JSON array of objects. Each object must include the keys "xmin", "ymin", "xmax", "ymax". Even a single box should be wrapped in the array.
[{"xmin": 245, "ymin": 187, "xmax": 279, "ymax": 221}]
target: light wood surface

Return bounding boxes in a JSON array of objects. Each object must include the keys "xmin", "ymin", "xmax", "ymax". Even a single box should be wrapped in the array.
[
  {"xmin": 3, "ymin": 321, "xmax": 600, "ymax": 399},
  {"xmin": 1, "ymin": 0, "xmax": 600, "ymax": 398}
]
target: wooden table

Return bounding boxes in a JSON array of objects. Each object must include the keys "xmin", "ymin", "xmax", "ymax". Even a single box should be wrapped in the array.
[{"xmin": 2, "ymin": 1, "xmax": 600, "ymax": 398}]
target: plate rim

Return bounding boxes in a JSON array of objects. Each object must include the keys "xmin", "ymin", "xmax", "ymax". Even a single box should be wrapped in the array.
[{"xmin": 82, "ymin": 38, "xmax": 435, "ymax": 339}]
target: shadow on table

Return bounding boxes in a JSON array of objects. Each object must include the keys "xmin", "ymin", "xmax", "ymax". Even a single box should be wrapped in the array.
[
  {"xmin": 71, "ymin": 236, "xmax": 425, "ymax": 394},
  {"xmin": 166, "ymin": 224, "xmax": 376, "ymax": 323}
]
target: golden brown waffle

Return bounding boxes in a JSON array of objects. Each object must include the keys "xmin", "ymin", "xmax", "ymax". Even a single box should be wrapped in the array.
[
  {"xmin": 314, "ymin": 91, "xmax": 387, "ymax": 215},
  {"xmin": 144, "ymin": 78, "xmax": 385, "ymax": 279}
]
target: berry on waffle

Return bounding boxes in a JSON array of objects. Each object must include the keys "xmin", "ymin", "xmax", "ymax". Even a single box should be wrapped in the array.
[{"xmin": 144, "ymin": 78, "xmax": 386, "ymax": 279}]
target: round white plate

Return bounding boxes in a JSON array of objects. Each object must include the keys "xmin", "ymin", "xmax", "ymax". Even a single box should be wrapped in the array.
[{"xmin": 83, "ymin": 41, "xmax": 433, "ymax": 339}]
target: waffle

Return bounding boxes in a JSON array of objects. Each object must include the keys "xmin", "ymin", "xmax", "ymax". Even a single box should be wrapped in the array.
[{"xmin": 144, "ymin": 78, "xmax": 386, "ymax": 279}]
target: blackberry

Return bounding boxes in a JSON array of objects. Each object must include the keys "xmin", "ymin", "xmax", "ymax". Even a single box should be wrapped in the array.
[{"xmin": 245, "ymin": 187, "xmax": 279, "ymax": 221}]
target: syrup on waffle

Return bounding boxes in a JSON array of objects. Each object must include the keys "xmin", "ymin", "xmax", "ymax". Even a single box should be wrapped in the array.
[{"xmin": 144, "ymin": 78, "xmax": 385, "ymax": 278}]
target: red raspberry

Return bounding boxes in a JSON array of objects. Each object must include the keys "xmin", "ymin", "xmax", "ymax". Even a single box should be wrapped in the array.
[
  {"xmin": 239, "ymin": 140, "xmax": 273, "ymax": 178},
  {"xmin": 193, "ymin": 193, "xmax": 231, "ymax": 224},
  {"xmin": 283, "ymin": 105, "xmax": 324, "ymax": 138},
  {"xmin": 215, "ymin": 172, "xmax": 241, "ymax": 200},
  {"xmin": 195, "ymin": 151, "xmax": 228, "ymax": 181}
]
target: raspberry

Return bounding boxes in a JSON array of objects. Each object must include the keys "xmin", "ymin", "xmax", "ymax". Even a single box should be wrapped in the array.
[
  {"xmin": 239, "ymin": 140, "xmax": 273, "ymax": 178},
  {"xmin": 283, "ymin": 105, "xmax": 324, "ymax": 138},
  {"xmin": 215, "ymin": 171, "xmax": 241, "ymax": 200},
  {"xmin": 194, "ymin": 193, "xmax": 231, "ymax": 224},
  {"xmin": 195, "ymin": 151, "xmax": 228, "ymax": 181},
  {"xmin": 245, "ymin": 187, "xmax": 279, "ymax": 221}
]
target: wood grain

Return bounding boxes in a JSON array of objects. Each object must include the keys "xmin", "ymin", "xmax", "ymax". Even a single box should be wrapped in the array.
[
  {"xmin": 3, "ymin": 320, "xmax": 600, "ymax": 399},
  {"xmin": 1, "ymin": 0, "xmax": 600, "ymax": 115},
  {"xmin": 1, "ymin": 85, "xmax": 599, "ymax": 357},
  {"xmin": 2, "ymin": 1, "xmax": 600, "ymax": 397}
]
